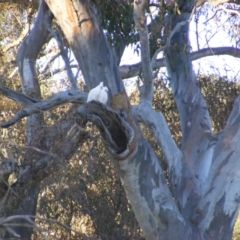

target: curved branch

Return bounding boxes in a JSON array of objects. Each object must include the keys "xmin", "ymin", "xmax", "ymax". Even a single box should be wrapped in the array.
[
  {"xmin": 78, "ymin": 101, "xmax": 134, "ymax": 159},
  {"xmin": 119, "ymin": 47, "xmax": 240, "ymax": 79},
  {"xmin": 77, "ymin": 101, "xmax": 199, "ymax": 240},
  {"xmin": 0, "ymin": 89, "xmax": 87, "ymax": 128},
  {"xmin": 194, "ymin": 96, "xmax": 240, "ymax": 238},
  {"xmin": 0, "ymin": 84, "xmax": 38, "ymax": 105},
  {"xmin": 132, "ymin": 104, "xmax": 183, "ymax": 185}
]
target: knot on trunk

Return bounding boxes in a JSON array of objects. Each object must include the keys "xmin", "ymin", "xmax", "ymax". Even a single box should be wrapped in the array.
[{"xmin": 78, "ymin": 101, "xmax": 134, "ymax": 158}]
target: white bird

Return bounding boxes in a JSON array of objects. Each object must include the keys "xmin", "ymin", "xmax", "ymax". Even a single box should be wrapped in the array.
[{"xmin": 87, "ymin": 82, "xmax": 108, "ymax": 104}]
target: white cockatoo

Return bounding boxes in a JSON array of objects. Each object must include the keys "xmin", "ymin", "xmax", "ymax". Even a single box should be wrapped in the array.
[{"xmin": 87, "ymin": 82, "xmax": 108, "ymax": 104}]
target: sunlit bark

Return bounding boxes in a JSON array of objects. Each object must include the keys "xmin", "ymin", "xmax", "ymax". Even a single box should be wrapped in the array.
[
  {"xmin": 119, "ymin": 47, "xmax": 240, "ymax": 79},
  {"xmin": 1, "ymin": 0, "xmax": 240, "ymax": 239}
]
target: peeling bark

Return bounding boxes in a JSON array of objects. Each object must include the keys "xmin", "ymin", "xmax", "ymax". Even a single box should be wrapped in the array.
[
  {"xmin": 77, "ymin": 101, "xmax": 199, "ymax": 240},
  {"xmin": 164, "ymin": 1, "xmax": 212, "ymax": 215},
  {"xmin": 132, "ymin": 104, "xmax": 184, "ymax": 187},
  {"xmin": 193, "ymin": 95, "xmax": 240, "ymax": 239},
  {"xmin": 1, "ymin": 0, "xmax": 240, "ymax": 239},
  {"xmin": 44, "ymin": 1, "xmax": 240, "ymax": 239}
]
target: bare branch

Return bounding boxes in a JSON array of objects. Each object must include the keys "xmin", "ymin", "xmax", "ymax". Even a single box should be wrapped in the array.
[
  {"xmin": 45, "ymin": 23, "xmax": 78, "ymax": 89},
  {"xmin": 133, "ymin": 0, "xmax": 154, "ymax": 104},
  {"xmin": 3, "ymin": 17, "xmax": 30, "ymax": 53},
  {"xmin": 38, "ymin": 52, "xmax": 60, "ymax": 74},
  {"xmin": 132, "ymin": 104, "xmax": 183, "ymax": 178},
  {"xmin": 219, "ymin": 5, "xmax": 240, "ymax": 16},
  {"xmin": 119, "ymin": 47, "xmax": 240, "ymax": 79},
  {"xmin": 0, "ymin": 84, "xmax": 37, "ymax": 105},
  {"xmin": 0, "ymin": 89, "xmax": 87, "ymax": 128},
  {"xmin": 8, "ymin": 68, "xmax": 18, "ymax": 79}
]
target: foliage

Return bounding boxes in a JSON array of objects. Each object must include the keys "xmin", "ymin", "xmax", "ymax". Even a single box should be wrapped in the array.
[
  {"xmin": 31, "ymin": 123, "xmax": 141, "ymax": 239},
  {"xmin": 97, "ymin": 0, "xmax": 136, "ymax": 59}
]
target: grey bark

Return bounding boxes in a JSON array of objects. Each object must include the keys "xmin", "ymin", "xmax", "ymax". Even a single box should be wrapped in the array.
[
  {"xmin": 4, "ymin": 1, "xmax": 53, "ymax": 239},
  {"xmin": 1, "ymin": 0, "xmax": 240, "ymax": 239},
  {"xmin": 0, "ymin": 1, "xmax": 87, "ymax": 239},
  {"xmin": 119, "ymin": 46, "xmax": 240, "ymax": 79},
  {"xmin": 45, "ymin": 1, "xmax": 209, "ymax": 239},
  {"xmin": 133, "ymin": 0, "xmax": 154, "ymax": 104},
  {"xmin": 0, "ymin": 86, "xmax": 87, "ymax": 128}
]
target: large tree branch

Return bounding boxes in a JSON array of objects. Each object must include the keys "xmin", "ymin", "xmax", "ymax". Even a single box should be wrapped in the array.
[
  {"xmin": 16, "ymin": 0, "xmax": 53, "ymax": 146},
  {"xmin": 0, "ymin": 125, "xmax": 88, "ymax": 216},
  {"xmin": 0, "ymin": 88, "xmax": 87, "ymax": 128},
  {"xmin": 193, "ymin": 95, "xmax": 240, "ymax": 239},
  {"xmin": 119, "ymin": 47, "xmax": 240, "ymax": 79},
  {"xmin": 163, "ymin": 2, "xmax": 213, "ymax": 220},
  {"xmin": 45, "ymin": 0, "xmax": 125, "ymax": 97},
  {"xmin": 132, "ymin": 104, "xmax": 183, "ymax": 186},
  {"xmin": 78, "ymin": 101, "xmax": 207, "ymax": 240},
  {"xmin": 78, "ymin": 101, "xmax": 201, "ymax": 240},
  {"xmin": 133, "ymin": 0, "xmax": 154, "ymax": 104},
  {"xmin": 0, "ymin": 84, "xmax": 38, "ymax": 105}
]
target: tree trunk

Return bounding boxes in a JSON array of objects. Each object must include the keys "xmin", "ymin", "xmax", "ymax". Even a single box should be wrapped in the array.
[
  {"xmin": 1, "ymin": 0, "xmax": 240, "ymax": 239},
  {"xmin": 46, "ymin": 1, "xmax": 240, "ymax": 239},
  {"xmin": 4, "ymin": 1, "xmax": 52, "ymax": 239},
  {"xmin": 163, "ymin": 1, "xmax": 240, "ymax": 239},
  {"xmin": 45, "ymin": 1, "xmax": 207, "ymax": 239}
]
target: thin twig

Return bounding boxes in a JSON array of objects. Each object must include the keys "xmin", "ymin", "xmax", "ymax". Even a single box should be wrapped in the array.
[
  {"xmin": 219, "ymin": 5, "xmax": 240, "ymax": 16},
  {"xmin": 45, "ymin": 22, "xmax": 78, "ymax": 90},
  {"xmin": 0, "ymin": 215, "xmax": 90, "ymax": 240}
]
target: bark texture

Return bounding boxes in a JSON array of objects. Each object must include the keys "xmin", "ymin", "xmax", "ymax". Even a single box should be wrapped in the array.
[
  {"xmin": 1, "ymin": 0, "xmax": 240, "ymax": 239},
  {"xmin": 0, "ymin": 1, "xmax": 88, "ymax": 239}
]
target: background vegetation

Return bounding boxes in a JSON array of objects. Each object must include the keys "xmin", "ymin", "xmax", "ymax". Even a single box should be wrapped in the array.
[{"xmin": 1, "ymin": 0, "xmax": 240, "ymax": 239}]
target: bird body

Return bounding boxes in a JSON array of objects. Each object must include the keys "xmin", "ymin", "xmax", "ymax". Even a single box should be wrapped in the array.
[{"xmin": 87, "ymin": 82, "xmax": 108, "ymax": 104}]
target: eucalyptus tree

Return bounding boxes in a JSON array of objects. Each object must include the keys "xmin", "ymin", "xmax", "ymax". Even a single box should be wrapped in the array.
[{"xmin": 1, "ymin": 0, "xmax": 240, "ymax": 239}]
